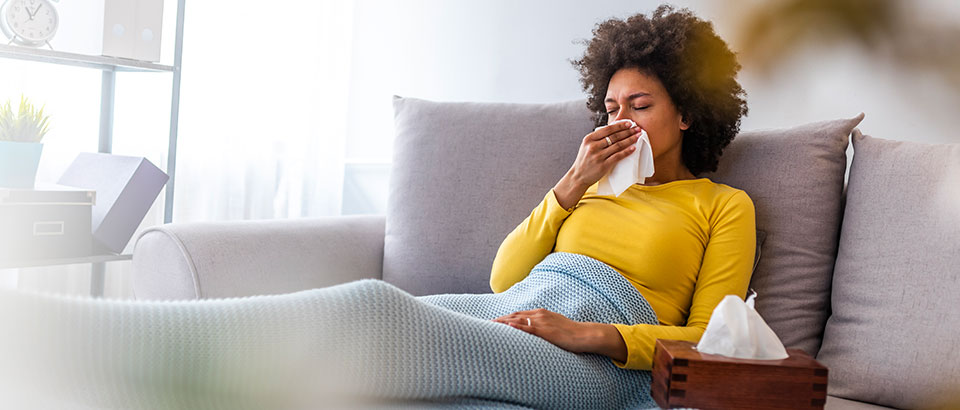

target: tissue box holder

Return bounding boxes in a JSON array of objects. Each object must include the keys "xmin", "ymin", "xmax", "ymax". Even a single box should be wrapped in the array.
[{"xmin": 651, "ymin": 339, "xmax": 828, "ymax": 409}]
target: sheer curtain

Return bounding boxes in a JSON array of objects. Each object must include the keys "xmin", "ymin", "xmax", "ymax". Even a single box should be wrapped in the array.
[
  {"xmin": 4, "ymin": 0, "xmax": 356, "ymax": 298},
  {"xmin": 174, "ymin": 1, "xmax": 356, "ymax": 222}
]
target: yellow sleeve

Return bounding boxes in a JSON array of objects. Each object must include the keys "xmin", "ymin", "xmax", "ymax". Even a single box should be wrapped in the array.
[
  {"xmin": 611, "ymin": 190, "xmax": 757, "ymax": 370},
  {"xmin": 489, "ymin": 189, "xmax": 575, "ymax": 293}
]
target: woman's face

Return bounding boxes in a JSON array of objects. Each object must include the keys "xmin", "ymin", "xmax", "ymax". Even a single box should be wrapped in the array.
[{"xmin": 603, "ymin": 67, "xmax": 689, "ymax": 160}]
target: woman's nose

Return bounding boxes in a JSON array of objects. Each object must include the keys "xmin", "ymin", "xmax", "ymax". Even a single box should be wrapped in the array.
[{"xmin": 611, "ymin": 109, "xmax": 631, "ymax": 124}]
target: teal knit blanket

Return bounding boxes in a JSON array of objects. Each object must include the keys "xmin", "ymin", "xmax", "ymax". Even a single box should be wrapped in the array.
[
  {"xmin": 0, "ymin": 252, "xmax": 661, "ymax": 409},
  {"xmin": 413, "ymin": 251, "xmax": 662, "ymax": 409}
]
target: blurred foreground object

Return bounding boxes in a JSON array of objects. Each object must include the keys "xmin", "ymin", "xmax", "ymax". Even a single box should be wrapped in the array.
[{"xmin": 736, "ymin": 0, "xmax": 960, "ymax": 91}]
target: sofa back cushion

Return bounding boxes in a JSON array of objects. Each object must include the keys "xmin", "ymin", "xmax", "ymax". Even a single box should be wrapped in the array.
[
  {"xmin": 815, "ymin": 130, "xmax": 960, "ymax": 408},
  {"xmin": 701, "ymin": 114, "xmax": 863, "ymax": 357},
  {"xmin": 384, "ymin": 96, "xmax": 592, "ymax": 295}
]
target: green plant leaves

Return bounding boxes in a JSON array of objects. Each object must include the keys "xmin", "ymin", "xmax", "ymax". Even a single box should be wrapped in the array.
[{"xmin": 0, "ymin": 95, "xmax": 51, "ymax": 143}]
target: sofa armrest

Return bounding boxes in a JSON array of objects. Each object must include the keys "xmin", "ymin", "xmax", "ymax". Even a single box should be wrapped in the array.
[{"xmin": 132, "ymin": 215, "xmax": 385, "ymax": 300}]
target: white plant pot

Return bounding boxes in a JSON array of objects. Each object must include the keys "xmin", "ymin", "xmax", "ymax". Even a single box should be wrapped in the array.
[{"xmin": 0, "ymin": 141, "xmax": 44, "ymax": 188}]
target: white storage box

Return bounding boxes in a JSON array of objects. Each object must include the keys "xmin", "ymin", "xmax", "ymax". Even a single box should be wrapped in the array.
[{"xmin": 0, "ymin": 184, "xmax": 96, "ymax": 260}]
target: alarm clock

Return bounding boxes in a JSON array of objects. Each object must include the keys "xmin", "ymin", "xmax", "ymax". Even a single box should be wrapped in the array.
[{"xmin": 0, "ymin": 0, "xmax": 59, "ymax": 49}]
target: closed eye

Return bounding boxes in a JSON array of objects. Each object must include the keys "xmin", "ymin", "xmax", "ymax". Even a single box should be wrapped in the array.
[{"xmin": 606, "ymin": 106, "xmax": 649, "ymax": 115}]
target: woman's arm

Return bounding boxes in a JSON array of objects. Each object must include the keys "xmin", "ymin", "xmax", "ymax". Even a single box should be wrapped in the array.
[
  {"xmin": 495, "ymin": 190, "xmax": 757, "ymax": 370},
  {"xmin": 553, "ymin": 170, "xmax": 590, "ymax": 211},
  {"xmin": 488, "ymin": 182, "xmax": 577, "ymax": 293},
  {"xmin": 490, "ymin": 122, "xmax": 640, "ymax": 293},
  {"xmin": 488, "ymin": 171, "xmax": 589, "ymax": 293}
]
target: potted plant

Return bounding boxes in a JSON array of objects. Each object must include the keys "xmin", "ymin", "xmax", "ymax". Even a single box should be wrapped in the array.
[{"xmin": 0, "ymin": 95, "xmax": 51, "ymax": 188}]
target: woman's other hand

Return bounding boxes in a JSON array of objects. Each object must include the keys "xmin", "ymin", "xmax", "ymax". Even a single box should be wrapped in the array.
[
  {"xmin": 493, "ymin": 309, "xmax": 593, "ymax": 352},
  {"xmin": 552, "ymin": 121, "xmax": 643, "ymax": 210},
  {"xmin": 491, "ymin": 308, "xmax": 627, "ymax": 363}
]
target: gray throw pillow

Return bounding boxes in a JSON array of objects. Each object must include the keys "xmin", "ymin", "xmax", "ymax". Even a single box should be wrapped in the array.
[
  {"xmin": 753, "ymin": 229, "xmax": 766, "ymax": 274},
  {"xmin": 384, "ymin": 96, "xmax": 593, "ymax": 296},
  {"xmin": 701, "ymin": 114, "xmax": 864, "ymax": 358},
  {"xmin": 815, "ymin": 130, "xmax": 960, "ymax": 409}
]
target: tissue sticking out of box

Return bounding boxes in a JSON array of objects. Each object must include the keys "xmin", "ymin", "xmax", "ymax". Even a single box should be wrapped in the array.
[
  {"xmin": 594, "ymin": 119, "xmax": 655, "ymax": 197},
  {"xmin": 695, "ymin": 294, "xmax": 789, "ymax": 360}
]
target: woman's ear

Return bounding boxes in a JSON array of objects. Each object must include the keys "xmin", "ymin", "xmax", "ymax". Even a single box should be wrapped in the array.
[{"xmin": 679, "ymin": 113, "xmax": 691, "ymax": 131}]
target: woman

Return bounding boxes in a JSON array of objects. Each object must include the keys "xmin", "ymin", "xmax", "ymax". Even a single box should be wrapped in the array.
[
  {"xmin": 0, "ymin": 5, "xmax": 756, "ymax": 410},
  {"xmin": 490, "ymin": 4, "xmax": 755, "ymax": 372}
]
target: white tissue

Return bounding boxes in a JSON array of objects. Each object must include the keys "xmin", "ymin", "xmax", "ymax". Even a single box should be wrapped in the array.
[
  {"xmin": 695, "ymin": 293, "xmax": 789, "ymax": 360},
  {"xmin": 594, "ymin": 119, "xmax": 655, "ymax": 197}
]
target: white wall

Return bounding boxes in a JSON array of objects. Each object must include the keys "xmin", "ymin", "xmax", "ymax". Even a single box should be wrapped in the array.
[
  {"xmin": 341, "ymin": 0, "xmax": 960, "ymax": 214},
  {"xmin": 345, "ymin": 0, "xmax": 715, "ymax": 163}
]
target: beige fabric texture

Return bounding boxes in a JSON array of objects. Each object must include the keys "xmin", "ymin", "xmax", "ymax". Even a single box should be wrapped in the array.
[{"xmin": 816, "ymin": 130, "xmax": 960, "ymax": 409}]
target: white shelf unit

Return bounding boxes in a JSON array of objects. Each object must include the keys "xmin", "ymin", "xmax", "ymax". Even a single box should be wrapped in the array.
[
  {"xmin": 0, "ymin": 253, "xmax": 133, "ymax": 270},
  {"xmin": 0, "ymin": 44, "xmax": 174, "ymax": 72},
  {"xmin": 0, "ymin": 0, "xmax": 186, "ymax": 297}
]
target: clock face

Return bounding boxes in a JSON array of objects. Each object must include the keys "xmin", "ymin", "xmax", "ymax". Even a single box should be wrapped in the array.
[{"xmin": 3, "ymin": 0, "xmax": 58, "ymax": 44}]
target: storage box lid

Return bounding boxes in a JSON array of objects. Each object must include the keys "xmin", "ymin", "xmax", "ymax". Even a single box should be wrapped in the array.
[{"xmin": 0, "ymin": 183, "xmax": 96, "ymax": 205}]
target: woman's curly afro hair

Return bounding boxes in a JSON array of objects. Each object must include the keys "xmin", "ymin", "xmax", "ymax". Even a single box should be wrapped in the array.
[{"xmin": 571, "ymin": 5, "xmax": 748, "ymax": 175}]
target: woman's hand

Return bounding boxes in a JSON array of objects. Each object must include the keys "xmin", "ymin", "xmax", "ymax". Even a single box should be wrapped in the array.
[
  {"xmin": 552, "ymin": 120, "xmax": 644, "ymax": 209},
  {"xmin": 492, "ymin": 309, "xmax": 630, "ymax": 362},
  {"xmin": 569, "ymin": 120, "xmax": 643, "ymax": 188},
  {"xmin": 492, "ymin": 308, "xmax": 598, "ymax": 353}
]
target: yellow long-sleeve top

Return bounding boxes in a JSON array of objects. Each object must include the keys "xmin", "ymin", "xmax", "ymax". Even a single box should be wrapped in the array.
[{"xmin": 489, "ymin": 177, "xmax": 756, "ymax": 371}]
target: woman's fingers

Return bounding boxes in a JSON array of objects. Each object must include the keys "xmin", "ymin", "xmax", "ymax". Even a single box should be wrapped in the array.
[
  {"xmin": 602, "ymin": 132, "xmax": 640, "ymax": 155},
  {"xmin": 599, "ymin": 131, "xmax": 639, "ymax": 153},
  {"xmin": 587, "ymin": 134, "xmax": 634, "ymax": 163},
  {"xmin": 492, "ymin": 309, "xmax": 543, "ymax": 327},
  {"xmin": 493, "ymin": 312, "xmax": 520, "ymax": 321},
  {"xmin": 493, "ymin": 309, "xmax": 531, "ymax": 321},
  {"xmin": 507, "ymin": 321, "xmax": 535, "ymax": 334},
  {"xmin": 492, "ymin": 317, "xmax": 529, "ymax": 329},
  {"xmin": 592, "ymin": 120, "xmax": 637, "ymax": 144},
  {"xmin": 492, "ymin": 316, "xmax": 537, "ymax": 335},
  {"xmin": 604, "ymin": 143, "xmax": 637, "ymax": 167},
  {"xmin": 568, "ymin": 120, "xmax": 643, "ymax": 188},
  {"xmin": 587, "ymin": 120, "xmax": 628, "ymax": 142},
  {"xmin": 595, "ymin": 126, "xmax": 642, "ymax": 154},
  {"xmin": 611, "ymin": 124, "xmax": 642, "ymax": 143}
]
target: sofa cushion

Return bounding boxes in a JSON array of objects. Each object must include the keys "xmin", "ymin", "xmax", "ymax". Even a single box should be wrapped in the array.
[
  {"xmin": 824, "ymin": 395, "xmax": 896, "ymax": 410},
  {"xmin": 815, "ymin": 130, "xmax": 960, "ymax": 409},
  {"xmin": 385, "ymin": 96, "xmax": 594, "ymax": 295},
  {"xmin": 701, "ymin": 114, "xmax": 864, "ymax": 358}
]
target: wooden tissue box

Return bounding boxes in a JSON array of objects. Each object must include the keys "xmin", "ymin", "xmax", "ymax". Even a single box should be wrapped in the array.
[{"xmin": 651, "ymin": 339, "xmax": 828, "ymax": 409}]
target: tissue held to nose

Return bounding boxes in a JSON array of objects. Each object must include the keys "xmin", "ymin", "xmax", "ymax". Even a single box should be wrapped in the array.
[{"xmin": 595, "ymin": 119, "xmax": 655, "ymax": 197}]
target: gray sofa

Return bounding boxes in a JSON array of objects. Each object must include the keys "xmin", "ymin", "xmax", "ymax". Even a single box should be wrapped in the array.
[{"xmin": 133, "ymin": 97, "xmax": 960, "ymax": 409}]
